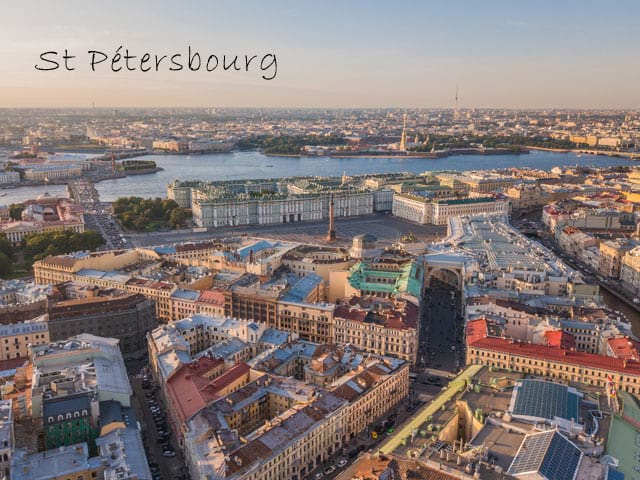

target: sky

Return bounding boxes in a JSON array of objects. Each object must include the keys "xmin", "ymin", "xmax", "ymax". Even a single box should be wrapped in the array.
[{"xmin": 1, "ymin": 0, "xmax": 639, "ymax": 109}]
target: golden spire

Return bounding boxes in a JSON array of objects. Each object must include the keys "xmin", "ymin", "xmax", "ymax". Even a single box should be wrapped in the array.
[{"xmin": 400, "ymin": 113, "xmax": 407, "ymax": 151}]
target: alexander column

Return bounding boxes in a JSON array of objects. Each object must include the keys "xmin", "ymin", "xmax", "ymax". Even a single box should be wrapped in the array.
[{"xmin": 326, "ymin": 193, "xmax": 336, "ymax": 242}]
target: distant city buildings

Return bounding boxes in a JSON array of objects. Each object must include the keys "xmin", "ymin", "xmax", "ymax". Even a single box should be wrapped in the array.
[{"xmin": 0, "ymin": 171, "xmax": 19, "ymax": 185}]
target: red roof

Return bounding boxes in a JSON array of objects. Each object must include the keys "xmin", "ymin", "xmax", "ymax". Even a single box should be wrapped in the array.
[
  {"xmin": 334, "ymin": 305, "xmax": 368, "ymax": 322},
  {"xmin": 607, "ymin": 337, "xmax": 640, "ymax": 361},
  {"xmin": 466, "ymin": 318, "xmax": 489, "ymax": 346},
  {"xmin": 0, "ymin": 357, "xmax": 29, "ymax": 372},
  {"xmin": 334, "ymin": 301, "xmax": 418, "ymax": 330},
  {"xmin": 166, "ymin": 359, "xmax": 249, "ymax": 426},
  {"xmin": 197, "ymin": 288, "xmax": 226, "ymax": 306},
  {"xmin": 544, "ymin": 330, "xmax": 576, "ymax": 350},
  {"xmin": 469, "ymin": 336, "xmax": 640, "ymax": 376}
]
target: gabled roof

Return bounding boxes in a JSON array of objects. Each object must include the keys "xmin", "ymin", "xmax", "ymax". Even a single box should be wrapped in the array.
[{"xmin": 508, "ymin": 430, "xmax": 582, "ymax": 480}]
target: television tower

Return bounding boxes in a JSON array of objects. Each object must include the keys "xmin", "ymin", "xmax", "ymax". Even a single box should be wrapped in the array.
[{"xmin": 454, "ymin": 84, "xmax": 460, "ymax": 122}]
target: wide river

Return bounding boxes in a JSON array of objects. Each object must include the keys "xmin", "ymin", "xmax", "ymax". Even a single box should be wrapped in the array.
[{"xmin": 2, "ymin": 149, "xmax": 636, "ymax": 203}]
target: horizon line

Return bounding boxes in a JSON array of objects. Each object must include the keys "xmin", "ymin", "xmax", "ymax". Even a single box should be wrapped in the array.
[{"xmin": 0, "ymin": 106, "xmax": 638, "ymax": 111}]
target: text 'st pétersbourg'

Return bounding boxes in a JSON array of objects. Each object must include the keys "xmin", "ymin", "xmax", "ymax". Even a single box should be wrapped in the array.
[{"xmin": 35, "ymin": 46, "xmax": 278, "ymax": 80}]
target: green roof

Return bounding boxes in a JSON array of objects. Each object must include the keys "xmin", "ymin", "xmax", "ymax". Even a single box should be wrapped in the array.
[
  {"xmin": 347, "ymin": 261, "xmax": 423, "ymax": 297},
  {"xmin": 606, "ymin": 392, "xmax": 640, "ymax": 479}
]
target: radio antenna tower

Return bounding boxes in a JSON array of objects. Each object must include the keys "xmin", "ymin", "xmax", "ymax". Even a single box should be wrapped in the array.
[{"xmin": 454, "ymin": 84, "xmax": 460, "ymax": 122}]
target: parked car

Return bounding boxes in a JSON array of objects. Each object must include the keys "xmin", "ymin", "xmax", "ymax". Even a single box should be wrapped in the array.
[
  {"xmin": 314, "ymin": 473, "xmax": 324, "ymax": 480},
  {"xmin": 324, "ymin": 466, "xmax": 336, "ymax": 474},
  {"xmin": 337, "ymin": 459, "xmax": 348, "ymax": 468},
  {"xmin": 163, "ymin": 450, "xmax": 176, "ymax": 458}
]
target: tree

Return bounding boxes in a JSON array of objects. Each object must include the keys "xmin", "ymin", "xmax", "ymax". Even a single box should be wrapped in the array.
[
  {"xmin": 23, "ymin": 230, "xmax": 105, "ymax": 264},
  {"xmin": 0, "ymin": 235, "xmax": 12, "ymax": 257},
  {"xmin": 9, "ymin": 203, "xmax": 23, "ymax": 221},
  {"xmin": 0, "ymin": 252, "xmax": 12, "ymax": 277},
  {"xmin": 114, "ymin": 196, "xmax": 184, "ymax": 231},
  {"xmin": 169, "ymin": 208, "xmax": 191, "ymax": 229}
]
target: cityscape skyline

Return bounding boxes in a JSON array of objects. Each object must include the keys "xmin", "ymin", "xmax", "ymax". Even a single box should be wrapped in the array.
[
  {"xmin": 4, "ymin": 3, "xmax": 640, "ymax": 478},
  {"xmin": 2, "ymin": 0, "xmax": 640, "ymax": 109}
]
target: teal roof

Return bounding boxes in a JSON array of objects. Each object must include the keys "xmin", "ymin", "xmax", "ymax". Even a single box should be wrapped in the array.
[{"xmin": 347, "ymin": 261, "xmax": 422, "ymax": 297}]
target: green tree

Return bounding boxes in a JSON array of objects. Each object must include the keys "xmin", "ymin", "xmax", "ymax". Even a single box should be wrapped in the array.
[
  {"xmin": 169, "ymin": 208, "xmax": 191, "ymax": 228},
  {"xmin": 23, "ymin": 230, "xmax": 105, "ymax": 264},
  {"xmin": 9, "ymin": 203, "xmax": 23, "ymax": 221},
  {"xmin": 114, "ymin": 196, "xmax": 183, "ymax": 231},
  {"xmin": 0, "ymin": 235, "xmax": 12, "ymax": 257},
  {"xmin": 0, "ymin": 252, "xmax": 13, "ymax": 277}
]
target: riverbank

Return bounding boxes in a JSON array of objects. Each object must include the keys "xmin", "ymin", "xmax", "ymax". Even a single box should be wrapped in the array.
[
  {"xmin": 266, "ymin": 147, "xmax": 526, "ymax": 159},
  {"xmin": 4, "ymin": 149, "xmax": 636, "ymax": 204},
  {"xmin": 121, "ymin": 167, "xmax": 164, "ymax": 175},
  {"xmin": 0, "ymin": 172, "xmax": 127, "ymax": 189}
]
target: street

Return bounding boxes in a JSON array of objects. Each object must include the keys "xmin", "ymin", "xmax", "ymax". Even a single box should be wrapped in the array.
[
  {"xmin": 307, "ymin": 392, "xmax": 437, "ymax": 480},
  {"xmin": 420, "ymin": 278, "xmax": 464, "ymax": 373},
  {"xmin": 130, "ymin": 374, "xmax": 187, "ymax": 480},
  {"xmin": 68, "ymin": 179, "xmax": 127, "ymax": 249}
]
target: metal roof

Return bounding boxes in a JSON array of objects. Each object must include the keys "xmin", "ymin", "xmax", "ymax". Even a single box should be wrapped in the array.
[
  {"xmin": 508, "ymin": 430, "xmax": 582, "ymax": 480},
  {"xmin": 511, "ymin": 379, "xmax": 580, "ymax": 423}
]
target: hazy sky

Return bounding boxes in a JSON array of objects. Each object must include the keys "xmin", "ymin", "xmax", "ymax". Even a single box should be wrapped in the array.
[{"xmin": 1, "ymin": 1, "xmax": 639, "ymax": 108}]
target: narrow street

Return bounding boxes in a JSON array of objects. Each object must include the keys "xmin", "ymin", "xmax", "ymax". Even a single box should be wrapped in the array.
[
  {"xmin": 420, "ymin": 277, "xmax": 464, "ymax": 374},
  {"xmin": 130, "ymin": 374, "xmax": 187, "ymax": 480}
]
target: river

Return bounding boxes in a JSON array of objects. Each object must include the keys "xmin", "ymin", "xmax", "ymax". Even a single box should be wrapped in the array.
[
  {"xmin": 601, "ymin": 289, "xmax": 640, "ymax": 336},
  {"xmin": 1, "ymin": 149, "xmax": 636, "ymax": 203}
]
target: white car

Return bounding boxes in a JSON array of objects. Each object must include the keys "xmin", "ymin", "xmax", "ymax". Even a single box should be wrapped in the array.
[
  {"xmin": 337, "ymin": 459, "xmax": 348, "ymax": 468},
  {"xmin": 162, "ymin": 450, "xmax": 176, "ymax": 457}
]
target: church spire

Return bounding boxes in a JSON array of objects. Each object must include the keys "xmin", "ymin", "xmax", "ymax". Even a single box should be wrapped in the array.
[{"xmin": 399, "ymin": 113, "xmax": 407, "ymax": 151}]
